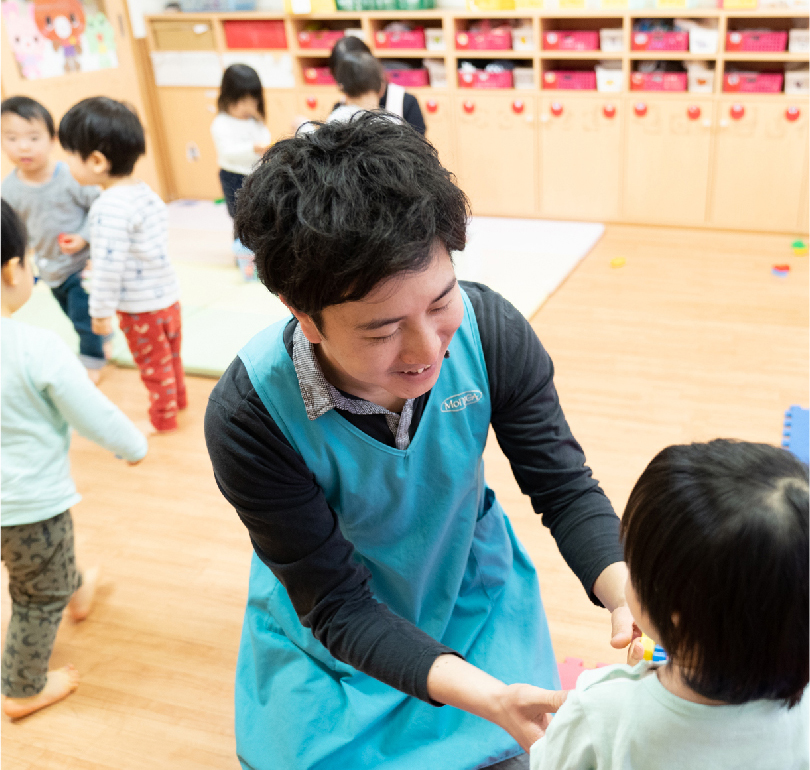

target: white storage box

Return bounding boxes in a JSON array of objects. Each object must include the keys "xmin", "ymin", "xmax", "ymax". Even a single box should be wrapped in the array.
[
  {"xmin": 789, "ymin": 28, "xmax": 809, "ymax": 53},
  {"xmin": 686, "ymin": 62, "xmax": 714, "ymax": 93},
  {"xmin": 511, "ymin": 25, "xmax": 534, "ymax": 51},
  {"xmin": 689, "ymin": 27, "xmax": 718, "ymax": 54},
  {"xmin": 596, "ymin": 61, "xmax": 622, "ymax": 92},
  {"xmin": 426, "ymin": 28, "xmax": 445, "ymax": 51},
  {"xmin": 599, "ymin": 28, "xmax": 624, "ymax": 52},
  {"xmin": 513, "ymin": 66, "xmax": 535, "ymax": 89},
  {"xmin": 785, "ymin": 66, "xmax": 809, "ymax": 94},
  {"xmin": 423, "ymin": 58, "xmax": 447, "ymax": 87}
]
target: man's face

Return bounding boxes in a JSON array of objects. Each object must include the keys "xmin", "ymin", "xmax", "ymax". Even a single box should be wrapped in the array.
[
  {"xmin": 295, "ymin": 242, "xmax": 464, "ymax": 411},
  {"xmin": 1, "ymin": 113, "xmax": 53, "ymax": 177}
]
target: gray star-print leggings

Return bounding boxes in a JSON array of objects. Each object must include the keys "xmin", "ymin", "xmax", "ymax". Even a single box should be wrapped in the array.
[{"xmin": 1, "ymin": 511, "xmax": 82, "ymax": 698}]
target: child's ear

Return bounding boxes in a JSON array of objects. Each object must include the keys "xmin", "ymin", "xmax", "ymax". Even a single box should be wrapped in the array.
[
  {"xmin": 88, "ymin": 150, "xmax": 111, "ymax": 175},
  {"xmin": 1, "ymin": 257, "xmax": 21, "ymax": 286}
]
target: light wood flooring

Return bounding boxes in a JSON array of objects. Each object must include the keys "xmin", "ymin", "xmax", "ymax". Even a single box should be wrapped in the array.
[{"xmin": 2, "ymin": 224, "xmax": 807, "ymax": 769}]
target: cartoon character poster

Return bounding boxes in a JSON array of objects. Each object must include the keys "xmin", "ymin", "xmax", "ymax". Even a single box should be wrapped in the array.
[{"xmin": 2, "ymin": 0, "xmax": 118, "ymax": 78}]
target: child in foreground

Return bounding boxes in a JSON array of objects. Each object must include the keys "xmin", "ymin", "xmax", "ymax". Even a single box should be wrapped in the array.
[
  {"xmin": 531, "ymin": 439, "xmax": 808, "ymax": 770},
  {"xmin": 1, "ymin": 199, "xmax": 148, "ymax": 719},
  {"xmin": 0, "ymin": 96, "xmax": 106, "ymax": 381},
  {"xmin": 58, "ymin": 97, "xmax": 186, "ymax": 434}
]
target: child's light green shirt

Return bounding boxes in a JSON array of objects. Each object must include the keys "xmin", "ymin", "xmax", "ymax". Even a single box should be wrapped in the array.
[
  {"xmin": 531, "ymin": 662, "xmax": 808, "ymax": 770},
  {"xmin": 1, "ymin": 317, "xmax": 147, "ymax": 526}
]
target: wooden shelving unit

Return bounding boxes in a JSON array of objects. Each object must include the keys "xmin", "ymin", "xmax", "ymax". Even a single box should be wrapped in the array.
[{"xmin": 143, "ymin": 7, "xmax": 809, "ymax": 233}]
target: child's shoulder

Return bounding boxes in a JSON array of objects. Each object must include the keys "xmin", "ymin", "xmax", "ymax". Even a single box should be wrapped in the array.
[
  {"xmin": 573, "ymin": 662, "xmax": 657, "ymax": 702},
  {"xmin": 2, "ymin": 318, "xmax": 72, "ymax": 365}
]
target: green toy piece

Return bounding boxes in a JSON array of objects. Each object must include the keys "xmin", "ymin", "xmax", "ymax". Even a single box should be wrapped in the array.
[{"xmin": 792, "ymin": 239, "xmax": 808, "ymax": 256}]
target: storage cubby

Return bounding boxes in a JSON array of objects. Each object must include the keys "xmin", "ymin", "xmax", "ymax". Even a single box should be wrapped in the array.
[{"xmin": 458, "ymin": 56, "xmax": 533, "ymax": 89}]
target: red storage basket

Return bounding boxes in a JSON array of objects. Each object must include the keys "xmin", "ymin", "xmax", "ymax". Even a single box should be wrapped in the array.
[
  {"xmin": 223, "ymin": 20, "xmax": 287, "ymax": 49},
  {"xmin": 375, "ymin": 28, "xmax": 426, "ymax": 49},
  {"xmin": 303, "ymin": 66, "xmax": 337, "ymax": 85},
  {"xmin": 298, "ymin": 30, "xmax": 345, "ymax": 49},
  {"xmin": 725, "ymin": 31, "xmax": 788, "ymax": 52},
  {"xmin": 457, "ymin": 69, "xmax": 514, "ymax": 88},
  {"xmin": 543, "ymin": 70, "xmax": 597, "ymax": 90},
  {"xmin": 543, "ymin": 30, "xmax": 600, "ymax": 51},
  {"xmin": 386, "ymin": 68, "xmax": 430, "ymax": 87},
  {"xmin": 630, "ymin": 71, "xmax": 687, "ymax": 91},
  {"xmin": 723, "ymin": 71, "xmax": 784, "ymax": 93},
  {"xmin": 455, "ymin": 28, "xmax": 512, "ymax": 50},
  {"xmin": 631, "ymin": 31, "xmax": 689, "ymax": 51}
]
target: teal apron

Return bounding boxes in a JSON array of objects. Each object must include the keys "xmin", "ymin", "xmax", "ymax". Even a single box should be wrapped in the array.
[{"xmin": 236, "ymin": 290, "xmax": 559, "ymax": 770}]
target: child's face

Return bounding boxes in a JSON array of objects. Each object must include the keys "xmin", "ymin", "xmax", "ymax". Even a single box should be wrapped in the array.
[
  {"xmin": 64, "ymin": 149, "xmax": 109, "ymax": 188},
  {"xmin": 1, "ymin": 114, "xmax": 53, "ymax": 176},
  {"xmin": 227, "ymin": 96, "xmax": 259, "ymax": 120}
]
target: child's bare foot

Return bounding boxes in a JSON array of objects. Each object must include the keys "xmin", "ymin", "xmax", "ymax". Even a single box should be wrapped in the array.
[
  {"xmin": 86, "ymin": 367, "xmax": 103, "ymax": 385},
  {"xmin": 2, "ymin": 665, "xmax": 80, "ymax": 719},
  {"xmin": 134, "ymin": 419, "xmax": 175, "ymax": 436},
  {"xmin": 68, "ymin": 565, "xmax": 100, "ymax": 622},
  {"xmin": 102, "ymin": 340, "xmax": 115, "ymax": 360}
]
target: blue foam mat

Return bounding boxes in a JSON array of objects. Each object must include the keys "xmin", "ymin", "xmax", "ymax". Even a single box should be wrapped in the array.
[{"xmin": 782, "ymin": 406, "xmax": 809, "ymax": 464}]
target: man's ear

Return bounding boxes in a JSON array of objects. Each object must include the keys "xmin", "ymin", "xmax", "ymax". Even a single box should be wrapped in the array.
[
  {"xmin": 1, "ymin": 257, "xmax": 21, "ymax": 286},
  {"xmin": 279, "ymin": 295, "xmax": 323, "ymax": 344}
]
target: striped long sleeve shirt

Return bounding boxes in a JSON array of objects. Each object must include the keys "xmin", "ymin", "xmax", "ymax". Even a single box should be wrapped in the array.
[{"xmin": 87, "ymin": 182, "xmax": 180, "ymax": 318}]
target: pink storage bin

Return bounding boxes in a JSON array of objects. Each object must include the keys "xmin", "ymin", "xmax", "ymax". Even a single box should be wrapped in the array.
[
  {"xmin": 723, "ymin": 71, "xmax": 784, "ymax": 93},
  {"xmin": 631, "ymin": 31, "xmax": 689, "ymax": 52},
  {"xmin": 387, "ymin": 68, "xmax": 430, "ymax": 87},
  {"xmin": 543, "ymin": 30, "xmax": 600, "ymax": 51},
  {"xmin": 455, "ymin": 28, "xmax": 512, "ymax": 50},
  {"xmin": 303, "ymin": 66, "xmax": 337, "ymax": 85},
  {"xmin": 542, "ymin": 70, "xmax": 597, "ymax": 90},
  {"xmin": 457, "ymin": 69, "xmax": 514, "ymax": 88},
  {"xmin": 297, "ymin": 30, "xmax": 345, "ymax": 49},
  {"xmin": 725, "ymin": 31, "xmax": 788, "ymax": 52},
  {"xmin": 224, "ymin": 20, "xmax": 287, "ymax": 49},
  {"xmin": 630, "ymin": 71, "xmax": 688, "ymax": 91},
  {"xmin": 375, "ymin": 28, "xmax": 426, "ymax": 49}
]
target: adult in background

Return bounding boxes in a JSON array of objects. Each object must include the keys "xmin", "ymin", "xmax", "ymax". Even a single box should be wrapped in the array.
[
  {"xmin": 205, "ymin": 114, "xmax": 633, "ymax": 770},
  {"xmin": 328, "ymin": 35, "xmax": 426, "ymax": 135}
]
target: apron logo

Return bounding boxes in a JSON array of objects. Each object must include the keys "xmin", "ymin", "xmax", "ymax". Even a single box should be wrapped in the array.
[{"xmin": 441, "ymin": 390, "xmax": 483, "ymax": 412}]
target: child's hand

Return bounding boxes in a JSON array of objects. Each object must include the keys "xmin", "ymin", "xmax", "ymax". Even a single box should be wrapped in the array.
[
  {"xmin": 253, "ymin": 143, "xmax": 270, "ymax": 155},
  {"xmin": 58, "ymin": 233, "xmax": 87, "ymax": 255},
  {"xmin": 127, "ymin": 457, "xmax": 145, "ymax": 466},
  {"xmin": 92, "ymin": 317, "xmax": 113, "ymax": 336}
]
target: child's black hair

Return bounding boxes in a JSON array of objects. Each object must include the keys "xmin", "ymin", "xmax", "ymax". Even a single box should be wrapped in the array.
[
  {"xmin": 621, "ymin": 439, "xmax": 809, "ymax": 707},
  {"xmin": 328, "ymin": 35, "xmax": 373, "ymax": 79},
  {"xmin": 58, "ymin": 97, "xmax": 145, "ymax": 177},
  {"xmin": 1, "ymin": 96, "xmax": 55, "ymax": 138},
  {"xmin": 217, "ymin": 64, "xmax": 265, "ymax": 119},
  {"xmin": 235, "ymin": 112, "xmax": 469, "ymax": 331},
  {"xmin": 1, "ymin": 199, "xmax": 27, "ymax": 267},
  {"xmin": 335, "ymin": 51, "xmax": 383, "ymax": 98}
]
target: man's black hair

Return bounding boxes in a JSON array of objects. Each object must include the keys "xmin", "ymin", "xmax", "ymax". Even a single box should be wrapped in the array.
[
  {"xmin": 621, "ymin": 439, "xmax": 809, "ymax": 707},
  {"xmin": 335, "ymin": 51, "xmax": 383, "ymax": 98},
  {"xmin": 328, "ymin": 35, "xmax": 372, "ymax": 79},
  {"xmin": 2, "ymin": 199, "xmax": 27, "ymax": 267},
  {"xmin": 235, "ymin": 112, "xmax": 469, "ymax": 329},
  {"xmin": 58, "ymin": 97, "xmax": 145, "ymax": 177},
  {"xmin": 217, "ymin": 64, "xmax": 266, "ymax": 119},
  {"xmin": 1, "ymin": 96, "xmax": 55, "ymax": 138}
]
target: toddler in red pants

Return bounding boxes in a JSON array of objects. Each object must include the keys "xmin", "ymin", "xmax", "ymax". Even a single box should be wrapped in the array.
[{"xmin": 58, "ymin": 97, "xmax": 186, "ymax": 432}]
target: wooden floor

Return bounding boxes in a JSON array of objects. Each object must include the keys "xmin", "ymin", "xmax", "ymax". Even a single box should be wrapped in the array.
[{"xmin": 2, "ymin": 224, "xmax": 807, "ymax": 769}]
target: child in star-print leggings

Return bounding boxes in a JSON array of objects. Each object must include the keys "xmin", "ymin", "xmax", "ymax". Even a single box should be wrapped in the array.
[{"xmin": 117, "ymin": 301, "xmax": 187, "ymax": 432}]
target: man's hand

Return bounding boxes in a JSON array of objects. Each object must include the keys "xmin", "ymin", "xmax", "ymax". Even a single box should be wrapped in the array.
[
  {"xmin": 92, "ymin": 317, "xmax": 113, "ymax": 336},
  {"xmin": 58, "ymin": 233, "xmax": 87, "ymax": 255},
  {"xmin": 494, "ymin": 684, "xmax": 569, "ymax": 751},
  {"xmin": 609, "ymin": 603, "xmax": 636, "ymax": 650}
]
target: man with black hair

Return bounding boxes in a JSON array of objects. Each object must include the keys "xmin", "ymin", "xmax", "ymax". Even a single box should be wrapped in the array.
[{"xmin": 205, "ymin": 113, "xmax": 632, "ymax": 770}]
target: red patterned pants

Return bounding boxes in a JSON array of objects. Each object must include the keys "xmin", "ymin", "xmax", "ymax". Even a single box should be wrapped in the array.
[{"xmin": 117, "ymin": 302, "xmax": 187, "ymax": 431}]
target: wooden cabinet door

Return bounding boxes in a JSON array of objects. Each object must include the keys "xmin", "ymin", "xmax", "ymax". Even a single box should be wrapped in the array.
[
  {"xmin": 414, "ymin": 91, "xmax": 456, "ymax": 178},
  {"xmin": 1, "ymin": 0, "xmax": 162, "ymax": 193},
  {"xmin": 156, "ymin": 87, "xmax": 221, "ymax": 200},
  {"xmin": 453, "ymin": 92, "xmax": 538, "ymax": 217},
  {"xmin": 800, "ymin": 172, "xmax": 809, "ymax": 235},
  {"xmin": 623, "ymin": 97, "xmax": 714, "ymax": 226},
  {"xmin": 263, "ymin": 89, "xmax": 298, "ymax": 145},
  {"xmin": 709, "ymin": 100, "xmax": 807, "ymax": 233},
  {"xmin": 297, "ymin": 88, "xmax": 341, "ymax": 125},
  {"xmin": 539, "ymin": 94, "xmax": 622, "ymax": 221}
]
